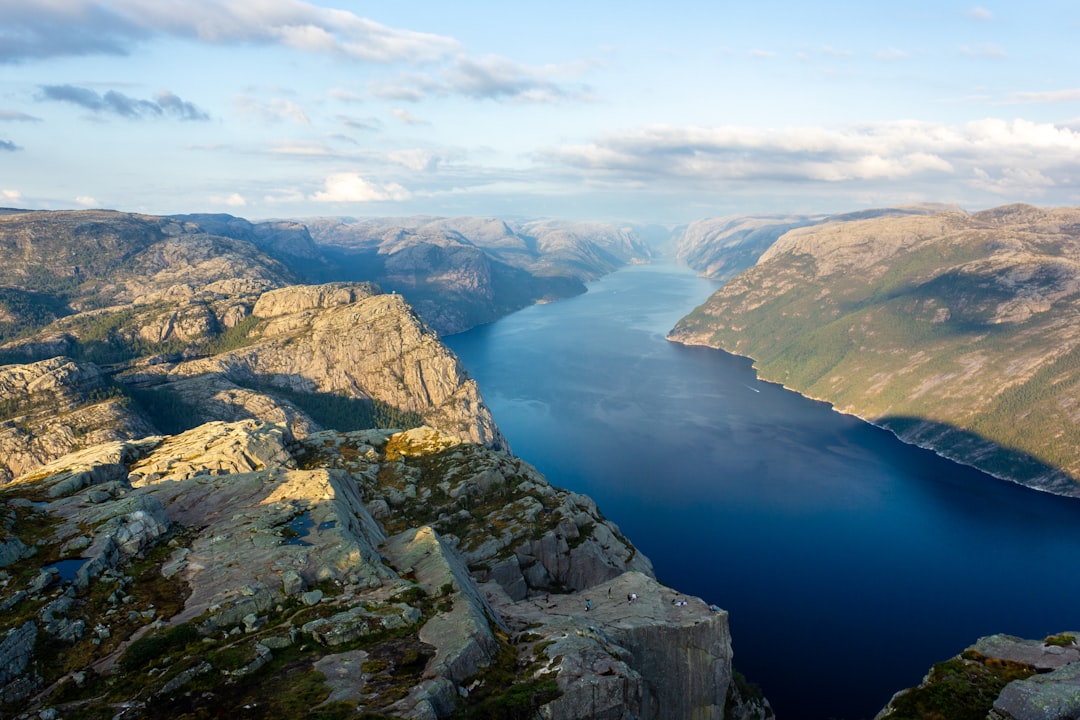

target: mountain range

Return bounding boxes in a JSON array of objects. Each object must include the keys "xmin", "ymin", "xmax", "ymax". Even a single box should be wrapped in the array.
[{"xmin": 671, "ymin": 203, "xmax": 1080, "ymax": 497}]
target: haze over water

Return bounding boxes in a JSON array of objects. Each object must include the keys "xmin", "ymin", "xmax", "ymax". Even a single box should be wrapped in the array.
[{"xmin": 446, "ymin": 258, "xmax": 1080, "ymax": 720}]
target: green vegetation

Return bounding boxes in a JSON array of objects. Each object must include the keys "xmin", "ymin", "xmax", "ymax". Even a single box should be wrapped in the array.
[
  {"xmin": 200, "ymin": 314, "xmax": 263, "ymax": 355},
  {"xmin": 119, "ymin": 623, "xmax": 200, "ymax": 671},
  {"xmin": 0, "ymin": 383, "xmax": 124, "ymax": 423},
  {"xmin": 1044, "ymin": 633, "xmax": 1076, "ymax": 647},
  {"xmin": 62, "ymin": 308, "xmax": 185, "ymax": 365},
  {"xmin": 676, "ymin": 217, "xmax": 1080, "ymax": 487},
  {"xmin": 882, "ymin": 650, "xmax": 1037, "ymax": 720},
  {"xmin": 0, "ymin": 287, "xmax": 69, "ymax": 342}
]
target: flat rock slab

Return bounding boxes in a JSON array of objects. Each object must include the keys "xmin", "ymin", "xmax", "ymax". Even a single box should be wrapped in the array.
[{"xmin": 975, "ymin": 634, "xmax": 1080, "ymax": 671}]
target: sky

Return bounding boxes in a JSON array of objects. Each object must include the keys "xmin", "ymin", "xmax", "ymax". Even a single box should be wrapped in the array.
[{"xmin": 3, "ymin": 0, "xmax": 1080, "ymax": 224}]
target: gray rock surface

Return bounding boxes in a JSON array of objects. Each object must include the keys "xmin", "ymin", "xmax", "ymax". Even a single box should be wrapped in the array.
[
  {"xmin": 992, "ymin": 663, "xmax": 1080, "ymax": 720},
  {"xmin": 0, "ymin": 414, "xmax": 748, "ymax": 720}
]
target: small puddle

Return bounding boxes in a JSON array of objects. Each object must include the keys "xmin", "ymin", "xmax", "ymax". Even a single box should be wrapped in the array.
[
  {"xmin": 281, "ymin": 512, "xmax": 314, "ymax": 546},
  {"xmin": 317, "ymin": 520, "xmax": 336, "ymax": 531},
  {"xmin": 45, "ymin": 558, "xmax": 90, "ymax": 583}
]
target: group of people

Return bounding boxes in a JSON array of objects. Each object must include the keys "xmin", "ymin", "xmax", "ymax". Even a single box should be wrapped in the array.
[{"xmin": 570, "ymin": 588, "xmax": 720, "ymax": 613}]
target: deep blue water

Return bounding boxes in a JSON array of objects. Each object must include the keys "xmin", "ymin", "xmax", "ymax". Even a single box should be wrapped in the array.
[{"xmin": 445, "ymin": 259, "xmax": 1080, "ymax": 720}]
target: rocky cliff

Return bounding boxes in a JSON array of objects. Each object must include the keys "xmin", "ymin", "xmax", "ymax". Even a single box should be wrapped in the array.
[
  {"xmin": 128, "ymin": 282, "xmax": 506, "ymax": 451},
  {"xmin": 877, "ymin": 632, "xmax": 1080, "ymax": 720},
  {"xmin": 0, "ymin": 421, "xmax": 762, "ymax": 720},
  {"xmin": 0, "ymin": 357, "xmax": 154, "ymax": 482},
  {"xmin": 670, "ymin": 203, "xmax": 1080, "ymax": 496}
]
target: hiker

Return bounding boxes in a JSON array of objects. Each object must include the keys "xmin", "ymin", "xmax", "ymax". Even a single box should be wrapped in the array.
[{"xmin": 586, "ymin": 598, "xmax": 592, "ymax": 612}]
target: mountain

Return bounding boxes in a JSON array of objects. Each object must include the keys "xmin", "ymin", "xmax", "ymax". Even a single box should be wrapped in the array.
[
  {"xmin": 172, "ymin": 213, "xmax": 653, "ymax": 335},
  {"xmin": 669, "ymin": 203, "xmax": 1080, "ymax": 496},
  {"xmin": 296, "ymin": 216, "xmax": 652, "ymax": 334},
  {"xmin": 0, "ymin": 207, "xmax": 768, "ymax": 718},
  {"xmin": 674, "ymin": 214, "xmax": 820, "ymax": 281},
  {"xmin": 0, "ymin": 210, "xmax": 507, "ymax": 480}
]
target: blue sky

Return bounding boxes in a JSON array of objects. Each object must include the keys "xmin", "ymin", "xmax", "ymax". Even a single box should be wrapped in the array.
[{"xmin": 2, "ymin": 1, "xmax": 1080, "ymax": 223}]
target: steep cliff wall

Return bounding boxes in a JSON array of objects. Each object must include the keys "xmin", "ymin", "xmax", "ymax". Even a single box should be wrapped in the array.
[{"xmin": 150, "ymin": 283, "xmax": 506, "ymax": 450}]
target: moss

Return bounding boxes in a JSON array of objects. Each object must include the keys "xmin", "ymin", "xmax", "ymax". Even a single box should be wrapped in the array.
[
  {"xmin": 884, "ymin": 650, "xmax": 1037, "ymax": 720},
  {"xmin": 1044, "ymin": 633, "xmax": 1076, "ymax": 647},
  {"xmin": 118, "ymin": 622, "xmax": 201, "ymax": 671}
]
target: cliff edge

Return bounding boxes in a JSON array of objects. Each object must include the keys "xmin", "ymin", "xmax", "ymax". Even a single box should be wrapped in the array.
[{"xmin": 0, "ymin": 422, "xmax": 763, "ymax": 719}]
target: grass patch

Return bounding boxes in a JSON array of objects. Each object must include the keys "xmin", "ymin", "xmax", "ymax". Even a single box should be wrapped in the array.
[{"xmin": 883, "ymin": 650, "xmax": 1037, "ymax": 720}]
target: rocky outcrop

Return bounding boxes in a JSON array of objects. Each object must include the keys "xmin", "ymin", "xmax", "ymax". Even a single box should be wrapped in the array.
[
  {"xmin": 144, "ymin": 284, "xmax": 506, "ymax": 450},
  {"xmin": 251, "ymin": 282, "xmax": 380, "ymax": 317},
  {"xmin": 878, "ymin": 632, "xmax": 1080, "ymax": 720},
  {"xmin": 490, "ymin": 572, "xmax": 735, "ymax": 720},
  {"xmin": 0, "ymin": 357, "xmax": 154, "ymax": 482},
  {"xmin": 0, "ymin": 421, "xmax": 753, "ymax": 719}
]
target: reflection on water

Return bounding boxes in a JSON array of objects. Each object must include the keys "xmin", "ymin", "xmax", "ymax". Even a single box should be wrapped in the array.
[
  {"xmin": 446, "ymin": 259, "xmax": 1080, "ymax": 720},
  {"xmin": 45, "ymin": 557, "xmax": 90, "ymax": 583}
]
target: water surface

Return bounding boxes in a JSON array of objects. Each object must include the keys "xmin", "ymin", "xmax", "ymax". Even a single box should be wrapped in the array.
[{"xmin": 446, "ymin": 259, "xmax": 1080, "ymax": 720}]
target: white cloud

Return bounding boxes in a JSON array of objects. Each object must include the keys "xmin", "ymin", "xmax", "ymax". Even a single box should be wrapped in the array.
[
  {"xmin": 311, "ymin": 172, "xmax": 411, "ymax": 202},
  {"xmin": 210, "ymin": 192, "xmax": 247, "ymax": 206},
  {"xmin": 328, "ymin": 87, "xmax": 364, "ymax": 103},
  {"xmin": 234, "ymin": 94, "xmax": 310, "ymax": 124},
  {"xmin": 820, "ymin": 45, "xmax": 853, "ymax": 58},
  {"xmin": 1009, "ymin": 88, "xmax": 1080, "ymax": 104},
  {"xmin": 970, "ymin": 167, "xmax": 1055, "ymax": 195},
  {"xmin": 391, "ymin": 108, "xmax": 428, "ymax": 126},
  {"xmin": 1, "ymin": 0, "xmax": 461, "ymax": 64},
  {"xmin": 75, "ymin": 195, "xmax": 98, "ymax": 206},
  {"xmin": 0, "ymin": 111, "xmax": 42, "ymax": 122},
  {"xmin": 750, "ymin": 49, "xmax": 777, "ymax": 59},
  {"xmin": 370, "ymin": 55, "xmax": 592, "ymax": 104},
  {"xmin": 1, "ymin": 189, "xmax": 23, "ymax": 201},
  {"xmin": 966, "ymin": 6, "xmax": 995, "ymax": 21},
  {"xmin": 386, "ymin": 149, "xmax": 441, "ymax": 172},
  {"xmin": 541, "ymin": 119, "xmax": 1080, "ymax": 193},
  {"xmin": 268, "ymin": 140, "xmax": 332, "ymax": 156}
]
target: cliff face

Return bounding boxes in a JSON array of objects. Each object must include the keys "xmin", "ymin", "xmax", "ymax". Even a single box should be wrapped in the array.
[
  {"xmin": 670, "ymin": 203, "xmax": 1080, "ymax": 496},
  {"xmin": 0, "ymin": 357, "xmax": 154, "ymax": 482},
  {"xmin": 134, "ymin": 282, "xmax": 506, "ymax": 451},
  {"xmin": 0, "ymin": 279, "xmax": 506, "ymax": 484},
  {"xmin": 0, "ymin": 421, "xmax": 755, "ymax": 720}
]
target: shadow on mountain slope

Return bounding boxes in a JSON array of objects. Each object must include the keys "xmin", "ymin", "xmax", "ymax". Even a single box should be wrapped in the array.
[{"xmin": 876, "ymin": 414, "xmax": 1080, "ymax": 498}]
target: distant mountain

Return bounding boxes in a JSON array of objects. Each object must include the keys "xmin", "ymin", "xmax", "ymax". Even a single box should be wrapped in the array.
[
  {"xmin": 674, "ymin": 214, "xmax": 820, "ymax": 280},
  {"xmin": 173, "ymin": 213, "xmax": 653, "ymax": 335},
  {"xmin": 295, "ymin": 215, "xmax": 653, "ymax": 334},
  {"xmin": 670, "ymin": 203, "xmax": 1080, "ymax": 496}
]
